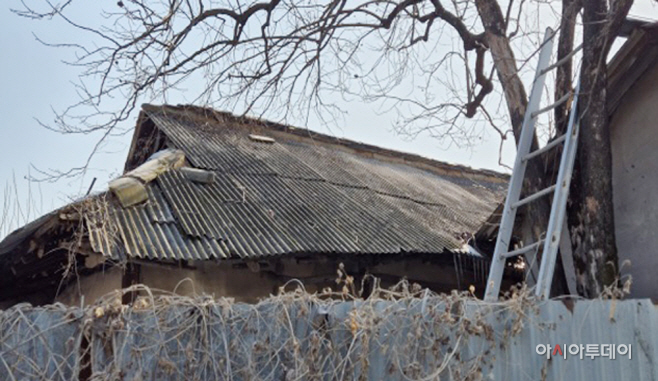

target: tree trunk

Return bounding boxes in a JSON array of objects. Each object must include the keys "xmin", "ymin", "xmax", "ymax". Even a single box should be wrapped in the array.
[{"xmin": 567, "ymin": 0, "xmax": 619, "ymax": 297}]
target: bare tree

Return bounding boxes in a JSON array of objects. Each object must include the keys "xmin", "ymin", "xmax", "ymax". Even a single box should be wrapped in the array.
[{"xmin": 13, "ymin": 0, "xmax": 632, "ymax": 297}]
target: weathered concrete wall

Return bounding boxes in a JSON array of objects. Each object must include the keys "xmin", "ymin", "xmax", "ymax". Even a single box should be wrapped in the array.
[
  {"xmin": 46, "ymin": 254, "xmax": 487, "ymax": 305},
  {"xmin": 610, "ymin": 61, "xmax": 658, "ymax": 299},
  {"xmin": 52, "ymin": 262, "xmax": 282, "ymax": 305},
  {"xmin": 138, "ymin": 255, "xmax": 488, "ymax": 302},
  {"xmin": 55, "ymin": 267, "xmax": 122, "ymax": 306},
  {"xmin": 139, "ymin": 262, "xmax": 280, "ymax": 303}
]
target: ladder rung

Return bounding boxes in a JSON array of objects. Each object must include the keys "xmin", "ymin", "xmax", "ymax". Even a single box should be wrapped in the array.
[
  {"xmin": 531, "ymin": 92, "xmax": 571, "ymax": 118},
  {"xmin": 512, "ymin": 184, "xmax": 556, "ymax": 209},
  {"xmin": 538, "ymin": 43, "xmax": 583, "ymax": 76},
  {"xmin": 523, "ymin": 134, "xmax": 567, "ymax": 162},
  {"xmin": 500, "ymin": 240, "xmax": 544, "ymax": 259}
]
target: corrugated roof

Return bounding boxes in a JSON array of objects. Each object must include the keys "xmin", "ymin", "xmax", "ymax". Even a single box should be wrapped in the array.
[{"xmin": 89, "ymin": 105, "xmax": 507, "ymax": 260}]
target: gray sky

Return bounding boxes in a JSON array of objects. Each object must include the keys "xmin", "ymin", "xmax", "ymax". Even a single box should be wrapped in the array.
[{"xmin": 1, "ymin": 1, "xmax": 656, "ymax": 238}]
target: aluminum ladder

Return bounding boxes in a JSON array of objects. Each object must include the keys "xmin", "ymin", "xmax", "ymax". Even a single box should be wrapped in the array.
[{"xmin": 484, "ymin": 28, "xmax": 582, "ymax": 301}]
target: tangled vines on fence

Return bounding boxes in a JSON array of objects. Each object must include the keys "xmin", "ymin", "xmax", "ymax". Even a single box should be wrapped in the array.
[{"xmin": 1, "ymin": 279, "xmax": 536, "ymax": 381}]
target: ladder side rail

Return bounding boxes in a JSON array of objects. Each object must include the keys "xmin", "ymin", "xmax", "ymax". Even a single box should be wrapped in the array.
[
  {"xmin": 559, "ymin": 219, "xmax": 578, "ymax": 295},
  {"xmin": 535, "ymin": 82, "xmax": 582, "ymax": 299},
  {"xmin": 484, "ymin": 27, "xmax": 555, "ymax": 301}
]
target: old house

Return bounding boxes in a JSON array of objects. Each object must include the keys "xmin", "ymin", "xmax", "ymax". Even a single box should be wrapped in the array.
[
  {"xmin": 4, "ymin": 23, "xmax": 657, "ymax": 308},
  {"xmin": 0, "ymin": 104, "xmax": 510, "ymax": 307}
]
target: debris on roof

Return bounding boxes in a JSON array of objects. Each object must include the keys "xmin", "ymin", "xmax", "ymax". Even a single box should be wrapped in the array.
[
  {"xmin": 108, "ymin": 177, "xmax": 147, "ymax": 208},
  {"xmin": 109, "ymin": 148, "xmax": 185, "ymax": 207},
  {"xmin": 181, "ymin": 167, "xmax": 215, "ymax": 185},
  {"xmin": 248, "ymin": 134, "xmax": 276, "ymax": 144}
]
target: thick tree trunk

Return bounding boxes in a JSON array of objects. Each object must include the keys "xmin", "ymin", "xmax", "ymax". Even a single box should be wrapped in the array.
[{"xmin": 567, "ymin": 0, "xmax": 625, "ymax": 297}]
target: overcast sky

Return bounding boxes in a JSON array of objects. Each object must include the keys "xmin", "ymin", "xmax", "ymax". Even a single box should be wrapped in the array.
[{"xmin": 1, "ymin": 1, "xmax": 656, "ymax": 238}]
